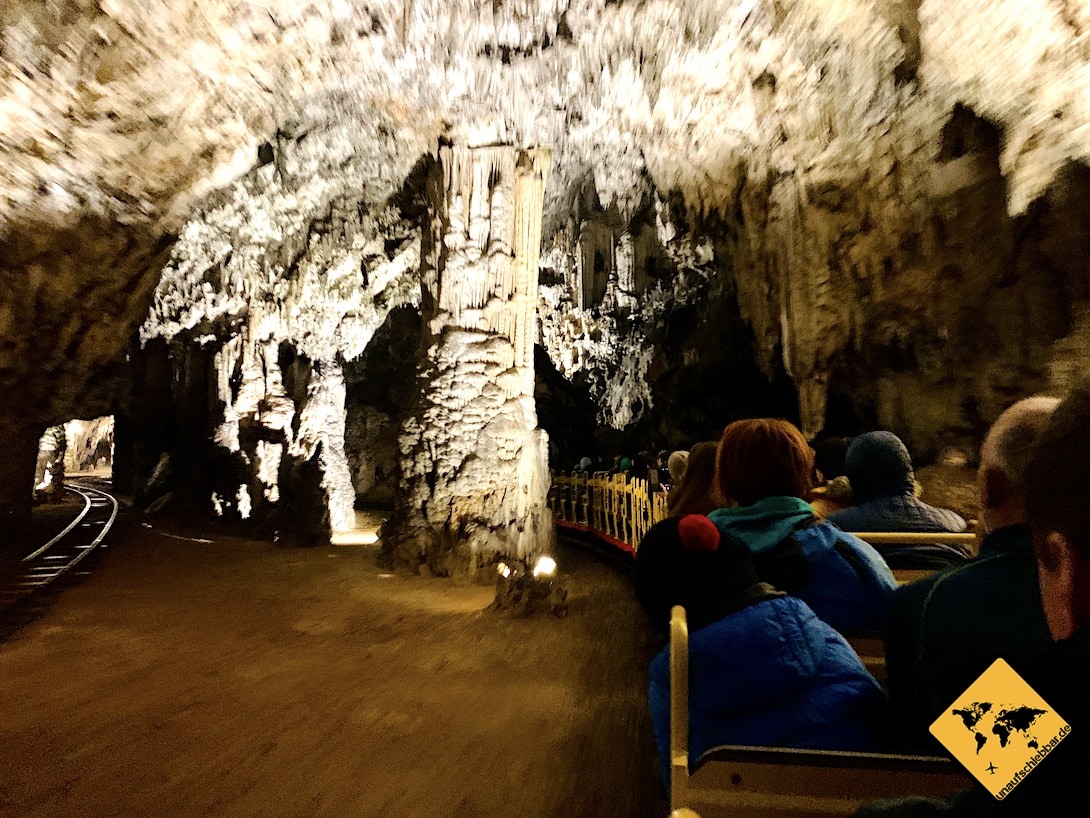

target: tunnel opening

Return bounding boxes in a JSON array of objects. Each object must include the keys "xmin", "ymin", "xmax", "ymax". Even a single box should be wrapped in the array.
[
  {"xmin": 33, "ymin": 415, "xmax": 114, "ymax": 504},
  {"xmin": 64, "ymin": 416, "xmax": 115, "ymax": 479}
]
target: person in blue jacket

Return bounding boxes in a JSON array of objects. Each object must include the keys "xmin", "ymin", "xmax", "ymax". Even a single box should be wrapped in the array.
[
  {"xmin": 827, "ymin": 431, "xmax": 970, "ymax": 568},
  {"xmin": 708, "ymin": 418, "xmax": 898, "ymax": 636},
  {"xmin": 635, "ymin": 513, "xmax": 887, "ymax": 788}
]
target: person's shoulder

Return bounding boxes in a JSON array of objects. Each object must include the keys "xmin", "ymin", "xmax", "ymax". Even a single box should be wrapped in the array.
[
  {"xmin": 798, "ymin": 518, "xmax": 873, "ymax": 548},
  {"xmin": 926, "ymin": 503, "xmax": 968, "ymax": 532},
  {"xmin": 700, "ymin": 595, "xmax": 793, "ymax": 635},
  {"xmin": 824, "ymin": 505, "xmax": 857, "ymax": 526},
  {"xmin": 899, "ymin": 496, "xmax": 967, "ymax": 532},
  {"xmin": 894, "ymin": 567, "xmax": 944, "ymax": 606},
  {"xmin": 825, "ymin": 498, "xmax": 890, "ymax": 528}
]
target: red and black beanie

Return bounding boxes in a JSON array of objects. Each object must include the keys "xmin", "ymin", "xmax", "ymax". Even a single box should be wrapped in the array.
[{"xmin": 634, "ymin": 514, "xmax": 762, "ymax": 630}]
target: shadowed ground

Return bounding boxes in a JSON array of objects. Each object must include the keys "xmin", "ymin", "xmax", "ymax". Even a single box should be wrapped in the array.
[{"xmin": 0, "ymin": 520, "xmax": 665, "ymax": 817}]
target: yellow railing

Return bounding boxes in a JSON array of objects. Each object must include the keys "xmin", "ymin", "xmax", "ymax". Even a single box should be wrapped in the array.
[
  {"xmin": 549, "ymin": 471, "xmax": 669, "ymax": 552},
  {"xmin": 548, "ymin": 471, "xmax": 977, "ymax": 564}
]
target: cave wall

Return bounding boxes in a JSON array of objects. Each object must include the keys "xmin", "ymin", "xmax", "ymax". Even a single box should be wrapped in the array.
[
  {"xmin": 127, "ymin": 121, "xmax": 429, "ymax": 535},
  {"xmin": 343, "ymin": 305, "xmax": 424, "ymax": 506},
  {"xmin": 6, "ymin": 1, "xmax": 1090, "ymax": 531},
  {"xmin": 64, "ymin": 415, "xmax": 114, "ymax": 473}
]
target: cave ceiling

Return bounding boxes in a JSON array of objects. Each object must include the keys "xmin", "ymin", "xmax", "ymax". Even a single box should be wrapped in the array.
[{"xmin": 4, "ymin": 0, "xmax": 1090, "ymax": 449}]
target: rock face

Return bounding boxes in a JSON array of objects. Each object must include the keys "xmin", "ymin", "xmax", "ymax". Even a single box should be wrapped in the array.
[
  {"xmin": 64, "ymin": 415, "xmax": 114, "ymax": 473},
  {"xmin": 130, "ymin": 119, "xmax": 429, "ymax": 538},
  {"xmin": 5, "ymin": 1, "xmax": 1090, "ymax": 534},
  {"xmin": 33, "ymin": 425, "xmax": 66, "ymax": 503},
  {"xmin": 382, "ymin": 145, "xmax": 553, "ymax": 575}
]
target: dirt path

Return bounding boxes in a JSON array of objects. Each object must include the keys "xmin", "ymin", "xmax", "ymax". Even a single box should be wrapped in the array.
[{"xmin": 0, "ymin": 520, "xmax": 665, "ymax": 818}]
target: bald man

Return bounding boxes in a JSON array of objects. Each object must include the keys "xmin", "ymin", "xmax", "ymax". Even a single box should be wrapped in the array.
[{"xmin": 884, "ymin": 397, "xmax": 1058, "ymax": 745}]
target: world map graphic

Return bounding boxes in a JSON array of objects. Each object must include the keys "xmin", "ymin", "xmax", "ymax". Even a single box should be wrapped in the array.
[{"xmin": 951, "ymin": 702, "xmax": 1048, "ymax": 755}]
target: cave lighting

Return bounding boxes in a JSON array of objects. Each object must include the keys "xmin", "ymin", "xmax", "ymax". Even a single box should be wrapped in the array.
[
  {"xmin": 496, "ymin": 562, "xmax": 513, "ymax": 579},
  {"xmin": 532, "ymin": 556, "xmax": 557, "ymax": 578}
]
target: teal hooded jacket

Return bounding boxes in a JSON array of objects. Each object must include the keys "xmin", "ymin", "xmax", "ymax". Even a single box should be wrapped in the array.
[{"xmin": 709, "ymin": 497, "xmax": 897, "ymax": 635}]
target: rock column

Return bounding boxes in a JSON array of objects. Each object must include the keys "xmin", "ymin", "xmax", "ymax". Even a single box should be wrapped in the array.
[{"xmin": 384, "ymin": 144, "xmax": 552, "ymax": 575}]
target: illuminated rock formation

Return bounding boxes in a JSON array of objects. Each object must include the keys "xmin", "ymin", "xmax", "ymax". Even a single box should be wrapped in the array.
[
  {"xmin": 33, "ymin": 425, "xmax": 66, "ymax": 503},
  {"xmin": 64, "ymin": 416, "xmax": 114, "ymax": 473},
  {"xmin": 4, "ymin": 1, "xmax": 1090, "ymax": 530},
  {"xmin": 383, "ymin": 144, "xmax": 553, "ymax": 574},
  {"xmin": 135, "ymin": 121, "xmax": 428, "ymax": 535}
]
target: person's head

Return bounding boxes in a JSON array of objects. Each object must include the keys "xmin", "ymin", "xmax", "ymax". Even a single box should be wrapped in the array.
[
  {"xmin": 716, "ymin": 419, "xmax": 813, "ymax": 507},
  {"xmin": 1025, "ymin": 381, "xmax": 1090, "ymax": 640},
  {"xmin": 634, "ymin": 514, "xmax": 764, "ymax": 630},
  {"xmin": 667, "ymin": 442, "xmax": 721, "ymax": 516},
  {"xmin": 667, "ymin": 450, "xmax": 690, "ymax": 483},
  {"xmin": 978, "ymin": 396, "xmax": 1059, "ymax": 535},
  {"xmin": 843, "ymin": 431, "xmax": 915, "ymax": 502}
]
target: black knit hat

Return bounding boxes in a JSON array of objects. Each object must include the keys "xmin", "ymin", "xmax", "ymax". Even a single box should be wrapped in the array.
[{"xmin": 634, "ymin": 514, "xmax": 767, "ymax": 630}]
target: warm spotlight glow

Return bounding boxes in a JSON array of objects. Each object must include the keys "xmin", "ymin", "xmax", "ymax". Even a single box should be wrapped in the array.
[
  {"xmin": 497, "ymin": 562, "xmax": 512, "ymax": 579},
  {"xmin": 532, "ymin": 556, "xmax": 557, "ymax": 578}
]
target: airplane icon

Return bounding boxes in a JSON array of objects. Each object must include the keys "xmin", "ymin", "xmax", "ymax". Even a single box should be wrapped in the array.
[{"xmin": 986, "ymin": 762, "xmax": 998, "ymax": 775}]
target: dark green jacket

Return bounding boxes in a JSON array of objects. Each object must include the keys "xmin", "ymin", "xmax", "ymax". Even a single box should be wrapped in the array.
[{"xmin": 885, "ymin": 525, "xmax": 1052, "ymax": 746}]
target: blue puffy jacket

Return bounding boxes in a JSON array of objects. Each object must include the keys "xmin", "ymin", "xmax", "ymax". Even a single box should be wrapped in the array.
[
  {"xmin": 649, "ymin": 595, "xmax": 886, "ymax": 786},
  {"xmin": 709, "ymin": 497, "xmax": 897, "ymax": 635}
]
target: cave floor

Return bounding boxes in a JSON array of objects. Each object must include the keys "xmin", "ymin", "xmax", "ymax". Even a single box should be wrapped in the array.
[{"xmin": 0, "ymin": 520, "xmax": 664, "ymax": 818}]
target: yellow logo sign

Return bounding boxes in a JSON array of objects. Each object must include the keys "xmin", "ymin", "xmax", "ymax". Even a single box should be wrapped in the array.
[{"xmin": 930, "ymin": 658, "xmax": 1071, "ymax": 800}]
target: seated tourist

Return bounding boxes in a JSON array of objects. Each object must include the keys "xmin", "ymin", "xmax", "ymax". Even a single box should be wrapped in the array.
[
  {"xmin": 827, "ymin": 431, "xmax": 970, "ymax": 569},
  {"xmin": 635, "ymin": 513, "xmax": 887, "ymax": 788},
  {"xmin": 708, "ymin": 419, "xmax": 897, "ymax": 635},
  {"xmin": 666, "ymin": 441, "xmax": 722, "ymax": 517},
  {"xmin": 859, "ymin": 381, "xmax": 1090, "ymax": 816},
  {"xmin": 666, "ymin": 450, "xmax": 689, "ymax": 488},
  {"xmin": 884, "ymin": 398, "xmax": 1056, "ymax": 744}
]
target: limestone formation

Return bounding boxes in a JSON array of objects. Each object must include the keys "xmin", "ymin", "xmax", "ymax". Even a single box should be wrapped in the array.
[
  {"xmin": 134, "ymin": 121, "xmax": 428, "ymax": 534},
  {"xmin": 64, "ymin": 415, "xmax": 114, "ymax": 473},
  {"xmin": 4, "ymin": 1, "xmax": 1090, "ymax": 530},
  {"xmin": 383, "ymin": 144, "xmax": 553, "ymax": 575},
  {"xmin": 32, "ymin": 424, "xmax": 66, "ymax": 503}
]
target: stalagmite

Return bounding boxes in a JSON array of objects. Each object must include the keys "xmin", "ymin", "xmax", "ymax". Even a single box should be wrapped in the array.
[{"xmin": 383, "ymin": 144, "xmax": 553, "ymax": 575}]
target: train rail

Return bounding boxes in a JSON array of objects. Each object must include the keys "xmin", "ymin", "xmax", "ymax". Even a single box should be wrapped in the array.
[{"xmin": 0, "ymin": 481, "xmax": 118, "ymax": 612}]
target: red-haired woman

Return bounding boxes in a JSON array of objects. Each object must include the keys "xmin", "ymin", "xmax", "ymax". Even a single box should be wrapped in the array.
[{"xmin": 708, "ymin": 418, "xmax": 897, "ymax": 635}]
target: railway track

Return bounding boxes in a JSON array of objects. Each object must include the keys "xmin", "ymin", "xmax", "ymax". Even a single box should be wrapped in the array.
[{"xmin": 0, "ymin": 481, "xmax": 118, "ymax": 613}]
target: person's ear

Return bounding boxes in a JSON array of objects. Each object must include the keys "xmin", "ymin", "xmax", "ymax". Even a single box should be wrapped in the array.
[
  {"xmin": 1039, "ymin": 532, "xmax": 1078, "ymax": 640},
  {"xmin": 980, "ymin": 467, "xmax": 1011, "ymax": 509}
]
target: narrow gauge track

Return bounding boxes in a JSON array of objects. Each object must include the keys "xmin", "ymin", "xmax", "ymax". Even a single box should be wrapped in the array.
[{"xmin": 0, "ymin": 481, "xmax": 118, "ymax": 613}]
